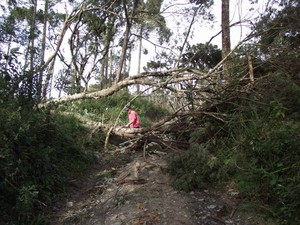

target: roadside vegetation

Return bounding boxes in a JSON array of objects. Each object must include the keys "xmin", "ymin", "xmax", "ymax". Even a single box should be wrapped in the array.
[
  {"xmin": 0, "ymin": 91, "xmax": 168, "ymax": 225},
  {"xmin": 0, "ymin": 0, "xmax": 299, "ymax": 224},
  {"xmin": 2, "ymin": 73, "xmax": 299, "ymax": 224},
  {"xmin": 57, "ymin": 90, "xmax": 170, "ymax": 127},
  {"xmin": 168, "ymin": 74, "xmax": 300, "ymax": 224}
]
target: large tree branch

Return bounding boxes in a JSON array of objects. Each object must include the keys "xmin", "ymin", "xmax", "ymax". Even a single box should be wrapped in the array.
[
  {"xmin": 39, "ymin": 5, "xmax": 85, "ymax": 73},
  {"xmin": 39, "ymin": 67, "xmax": 210, "ymax": 107}
]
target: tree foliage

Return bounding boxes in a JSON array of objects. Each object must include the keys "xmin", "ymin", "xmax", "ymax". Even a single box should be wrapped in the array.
[
  {"xmin": 254, "ymin": 0, "xmax": 300, "ymax": 75},
  {"xmin": 167, "ymin": 1, "xmax": 300, "ymax": 223},
  {"xmin": 181, "ymin": 43, "xmax": 221, "ymax": 70}
]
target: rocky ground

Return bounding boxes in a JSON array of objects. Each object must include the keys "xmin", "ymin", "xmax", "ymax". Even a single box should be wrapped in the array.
[{"xmin": 47, "ymin": 148, "xmax": 268, "ymax": 225}]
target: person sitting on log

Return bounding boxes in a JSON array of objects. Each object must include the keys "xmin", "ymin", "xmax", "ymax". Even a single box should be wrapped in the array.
[{"xmin": 124, "ymin": 104, "xmax": 140, "ymax": 128}]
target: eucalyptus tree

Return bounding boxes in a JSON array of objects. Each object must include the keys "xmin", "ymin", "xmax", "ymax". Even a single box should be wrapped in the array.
[
  {"xmin": 0, "ymin": 0, "xmax": 70, "ymax": 101},
  {"xmin": 88, "ymin": 0, "xmax": 171, "ymax": 87},
  {"xmin": 37, "ymin": 0, "xmax": 50, "ymax": 99},
  {"xmin": 99, "ymin": 13, "xmax": 118, "ymax": 89},
  {"xmin": 62, "ymin": 1, "xmax": 116, "ymax": 89},
  {"xmin": 67, "ymin": 3, "xmax": 112, "ymax": 94},
  {"xmin": 38, "ymin": 0, "xmax": 66, "ymax": 99},
  {"xmin": 114, "ymin": 0, "xmax": 139, "ymax": 84},
  {"xmin": 27, "ymin": 0, "xmax": 38, "ymax": 100},
  {"xmin": 221, "ymin": 0, "xmax": 230, "ymax": 78},
  {"xmin": 58, "ymin": 0, "xmax": 141, "ymax": 93},
  {"xmin": 134, "ymin": 0, "xmax": 171, "ymax": 92}
]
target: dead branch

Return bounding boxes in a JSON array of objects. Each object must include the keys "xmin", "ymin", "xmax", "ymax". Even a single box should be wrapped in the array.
[
  {"xmin": 45, "ymin": 45, "xmax": 256, "ymax": 153},
  {"xmin": 38, "ymin": 67, "xmax": 208, "ymax": 108}
]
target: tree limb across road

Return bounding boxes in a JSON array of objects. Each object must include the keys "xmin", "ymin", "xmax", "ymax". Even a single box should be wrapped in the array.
[{"xmin": 38, "ymin": 67, "xmax": 210, "ymax": 108}]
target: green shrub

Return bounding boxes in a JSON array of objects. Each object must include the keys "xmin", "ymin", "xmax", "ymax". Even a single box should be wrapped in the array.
[
  {"xmin": 0, "ymin": 103, "xmax": 93, "ymax": 224},
  {"xmin": 230, "ymin": 116, "xmax": 300, "ymax": 224},
  {"xmin": 168, "ymin": 142, "xmax": 221, "ymax": 191},
  {"xmin": 168, "ymin": 74, "xmax": 300, "ymax": 224}
]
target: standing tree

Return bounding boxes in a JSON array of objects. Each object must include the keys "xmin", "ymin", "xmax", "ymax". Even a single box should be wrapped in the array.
[
  {"xmin": 135, "ymin": 0, "xmax": 171, "ymax": 92},
  {"xmin": 181, "ymin": 43, "xmax": 222, "ymax": 70},
  {"xmin": 221, "ymin": 0, "xmax": 230, "ymax": 79},
  {"xmin": 115, "ymin": 0, "xmax": 139, "ymax": 84}
]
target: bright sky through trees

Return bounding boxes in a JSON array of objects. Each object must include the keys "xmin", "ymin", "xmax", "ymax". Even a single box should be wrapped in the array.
[
  {"xmin": 47, "ymin": 0, "xmax": 269, "ymax": 97},
  {"xmin": 0, "ymin": 0, "xmax": 269, "ymax": 98},
  {"xmin": 130, "ymin": 0, "xmax": 269, "ymax": 75}
]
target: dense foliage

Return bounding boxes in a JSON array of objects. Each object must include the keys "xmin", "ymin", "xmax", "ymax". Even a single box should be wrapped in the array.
[
  {"xmin": 168, "ymin": 74, "xmax": 300, "ymax": 223},
  {"xmin": 0, "ymin": 102, "xmax": 95, "ymax": 224},
  {"xmin": 167, "ymin": 1, "xmax": 300, "ymax": 223}
]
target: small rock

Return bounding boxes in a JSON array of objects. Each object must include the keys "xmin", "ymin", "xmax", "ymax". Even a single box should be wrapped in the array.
[
  {"xmin": 207, "ymin": 204, "xmax": 216, "ymax": 209},
  {"xmin": 119, "ymin": 214, "xmax": 126, "ymax": 220},
  {"xmin": 66, "ymin": 202, "xmax": 73, "ymax": 207},
  {"xmin": 111, "ymin": 223, "xmax": 122, "ymax": 225}
]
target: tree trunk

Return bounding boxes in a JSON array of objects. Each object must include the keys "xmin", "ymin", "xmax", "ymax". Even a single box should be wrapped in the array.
[
  {"xmin": 28, "ymin": 0, "xmax": 38, "ymax": 100},
  {"xmin": 221, "ymin": 0, "xmax": 231, "ymax": 79},
  {"xmin": 38, "ymin": 0, "xmax": 49, "ymax": 100},
  {"xmin": 42, "ymin": 56, "xmax": 56, "ymax": 98},
  {"xmin": 41, "ymin": 3, "xmax": 86, "ymax": 98},
  {"xmin": 70, "ymin": 26, "xmax": 82, "ymax": 94},
  {"xmin": 247, "ymin": 53, "xmax": 254, "ymax": 83},
  {"xmin": 115, "ymin": 1, "xmax": 139, "ymax": 84},
  {"xmin": 115, "ymin": 14, "xmax": 131, "ymax": 84},
  {"xmin": 109, "ymin": 46, "xmax": 114, "ymax": 86},
  {"xmin": 137, "ymin": 25, "xmax": 143, "ymax": 93}
]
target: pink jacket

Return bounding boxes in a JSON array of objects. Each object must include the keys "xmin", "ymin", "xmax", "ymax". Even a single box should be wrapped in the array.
[{"xmin": 128, "ymin": 110, "xmax": 140, "ymax": 128}]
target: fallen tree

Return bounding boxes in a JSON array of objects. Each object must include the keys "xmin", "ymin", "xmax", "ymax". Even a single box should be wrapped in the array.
[
  {"xmin": 39, "ymin": 40, "xmax": 254, "ymax": 153},
  {"xmin": 39, "ymin": 67, "xmax": 209, "ymax": 107}
]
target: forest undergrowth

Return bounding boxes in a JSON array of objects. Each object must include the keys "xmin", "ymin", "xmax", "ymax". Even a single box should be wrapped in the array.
[
  {"xmin": 167, "ymin": 74, "xmax": 300, "ymax": 224},
  {"xmin": 0, "ymin": 75, "xmax": 299, "ymax": 225}
]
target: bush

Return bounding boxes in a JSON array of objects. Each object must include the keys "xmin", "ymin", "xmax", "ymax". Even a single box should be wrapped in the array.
[
  {"xmin": 230, "ymin": 116, "xmax": 300, "ymax": 224},
  {"xmin": 167, "ymin": 74, "xmax": 300, "ymax": 224},
  {"xmin": 0, "ymin": 103, "xmax": 93, "ymax": 224},
  {"xmin": 168, "ymin": 142, "xmax": 221, "ymax": 191}
]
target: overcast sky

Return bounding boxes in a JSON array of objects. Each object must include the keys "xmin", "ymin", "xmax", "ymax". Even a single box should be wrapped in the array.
[
  {"xmin": 49, "ymin": 0, "xmax": 269, "ymax": 97},
  {"xmin": 130, "ymin": 0, "xmax": 269, "ymax": 75}
]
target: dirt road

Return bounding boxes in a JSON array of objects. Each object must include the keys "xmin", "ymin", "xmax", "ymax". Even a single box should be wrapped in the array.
[{"xmin": 48, "ymin": 150, "xmax": 262, "ymax": 225}]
